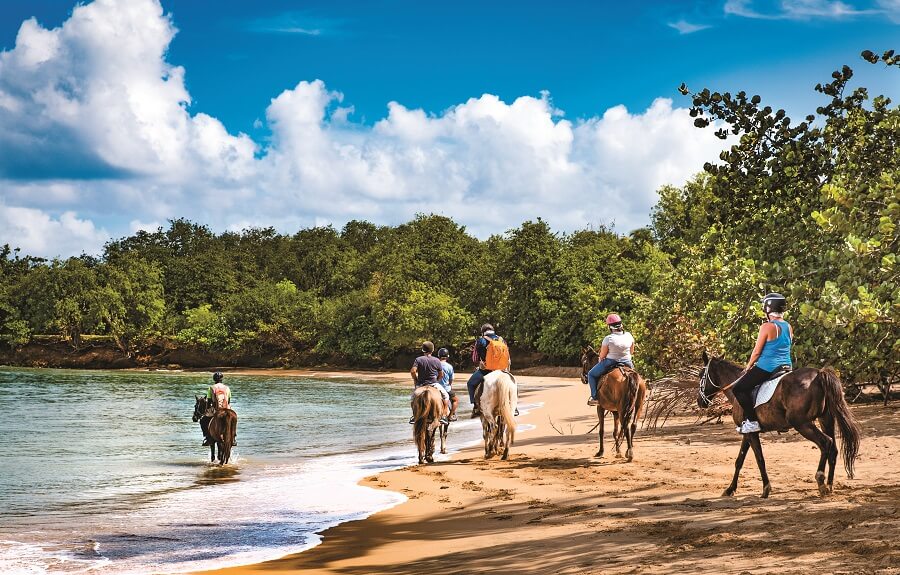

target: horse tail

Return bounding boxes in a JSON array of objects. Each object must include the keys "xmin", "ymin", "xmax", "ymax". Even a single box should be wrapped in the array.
[
  {"xmin": 817, "ymin": 367, "xmax": 861, "ymax": 479},
  {"xmin": 223, "ymin": 411, "xmax": 235, "ymax": 463},
  {"xmin": 623, "ymin": 369, "xmax": 640, "ymax": 425},
  {"xmin": 412, "ymin": 391, "xmax": 427, "ymax": 453},
  {"xmin": 497, "ymin": 372, "xmax": 516, "ymax": 447}
]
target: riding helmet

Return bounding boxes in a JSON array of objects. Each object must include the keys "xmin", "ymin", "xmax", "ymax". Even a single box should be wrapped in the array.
[
  {"xmin": 762, "ymin": 293, "xmax": 787, "ymax": 314},
  {"xmin": 213, "ymin": 371, "xmax": 223, "ymax": 382},
  {"xmin": 437, "ymin": 347, "xmax": 450, "ymax": 358},
  {"xmin": 605, "ymin": 313, "xmax": 623, "ymax": 329},
  {"xmin": 480, "ymin": 323, "xmax": 494, "ymax": 334}
]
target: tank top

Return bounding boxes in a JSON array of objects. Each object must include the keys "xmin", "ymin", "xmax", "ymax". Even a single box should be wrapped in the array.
[{"xmin": 756, "ymin": 320, "xmax": 792, "ymax": 372}]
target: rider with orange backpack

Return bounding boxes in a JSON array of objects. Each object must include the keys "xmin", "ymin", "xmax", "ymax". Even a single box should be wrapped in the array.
[{"xmin": 466, "ymin": 323, "xmax": 517, "ymax": 417}]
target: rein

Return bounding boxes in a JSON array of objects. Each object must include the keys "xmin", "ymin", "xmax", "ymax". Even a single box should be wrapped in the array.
[{"xmin": 698, "ymin": 359, "xmax": 725, "ymax": 405}]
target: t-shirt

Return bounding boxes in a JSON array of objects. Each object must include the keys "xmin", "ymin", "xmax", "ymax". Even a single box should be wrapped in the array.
[
  {"xmin": 439, "ymin": 361, "xmax": 454, "ymax": 392},
  {"xmin": 413, "ymin": 355, "xmax": 443, "ymax": 386},
  {"xmin": 208, "ymin": 383, "xmax": 231, "ymax": 409},
  {"xmin": 602, "ymin": 331, "xmax": 634, "ymax": 362}
]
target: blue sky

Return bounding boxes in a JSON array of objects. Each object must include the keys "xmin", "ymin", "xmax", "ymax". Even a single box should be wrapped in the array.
[{"xmin": 0, "ymin": 0, "xmax": 897, "ymax": 257}]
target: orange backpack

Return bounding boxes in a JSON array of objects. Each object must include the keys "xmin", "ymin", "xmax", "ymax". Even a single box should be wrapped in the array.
[{"xmin": 484, "ymin": 336, "xmax": 510, "ymax": 371}]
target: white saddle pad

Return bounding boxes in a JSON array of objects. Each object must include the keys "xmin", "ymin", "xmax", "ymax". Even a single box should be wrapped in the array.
[{"xmin": 753, "ymin": 373, "xmax": 788, "ymax": 408}]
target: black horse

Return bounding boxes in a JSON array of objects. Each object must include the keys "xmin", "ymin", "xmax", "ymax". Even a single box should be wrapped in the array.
[
  {"xmin": 192, "ymin": 395, "xmax": 237, "ymax": 465},
  {"xmin": 698, "ymin": 351, "xmax": 861, "ymax": 497}
]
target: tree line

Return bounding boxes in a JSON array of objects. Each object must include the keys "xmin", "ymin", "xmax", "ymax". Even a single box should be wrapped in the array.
[{"xmin": 0, "ymin": 51, "xmax": 896, "ymax": 385}]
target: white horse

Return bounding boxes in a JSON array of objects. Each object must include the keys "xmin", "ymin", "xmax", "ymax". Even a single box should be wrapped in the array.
[{"xmin": 479, "ymin": 370, "xmax": 517, "ymax": 460}]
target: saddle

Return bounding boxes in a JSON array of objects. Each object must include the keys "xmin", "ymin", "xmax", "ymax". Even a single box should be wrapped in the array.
[{"xmin": 752, "ymin": 365, "xmax": 792, "ymax": 408}]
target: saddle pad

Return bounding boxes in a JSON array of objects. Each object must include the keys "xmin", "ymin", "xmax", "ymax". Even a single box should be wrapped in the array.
[{"xmin": 753, "ymin": 373, "xmax": 788, "ymax": 408}]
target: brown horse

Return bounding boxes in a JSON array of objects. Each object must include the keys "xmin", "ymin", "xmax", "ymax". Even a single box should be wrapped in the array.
[
  {"xmin": 411, "ymin": 386, "xmax": 443, "ymax": 464},
  {"xmin": 193, "ymin": 396, "xmax": 237, "ymax": 465},
  {"xmin": 581, "ymin": 346, "xmax": 647, "ymax": 461},
  {"xmin": 698, "ymin": 350, "xmax": 861, "ymax": 497}
]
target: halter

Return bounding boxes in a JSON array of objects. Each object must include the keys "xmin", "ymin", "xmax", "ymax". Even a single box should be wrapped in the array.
[{"xmin": 697, "ymin": 358, "xmax": 724, "ymax": 406}]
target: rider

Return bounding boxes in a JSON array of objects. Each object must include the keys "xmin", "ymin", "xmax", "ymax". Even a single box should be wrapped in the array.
[
  {"xmin": 466, "ymin": 323, "xmax": 517, "ymax": 418},
  {"xmin": 202, "ymin": 371, "xmax": 235, "ymax": 446},
  {"xmin": 732, "ymin": 293, "xmax": 793, "ymax": 434},
  {"xmin": 437, "ymin": 347, "xmax": 459, "ymax": 421},
  {"xmin": 410, "ymin": 341, "xmax": 450, "ymax": 425},
  {"xmin": 587, "ymin": 314, "xmax": 635, "ymax": 406}
]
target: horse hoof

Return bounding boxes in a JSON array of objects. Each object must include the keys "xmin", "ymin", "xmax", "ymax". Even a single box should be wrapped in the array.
[
  {"xmin": 762, "ymin": 484, "xmax": 771, "ymax": 498},
  {"xmin": 818, "ymin": 483, "xmax": 829, "ymax": 497},
  {"xmin": 722, "ymin": 488, "xmax": 734, "ymax": 497},
  {"xmin": 440, "ymin": 449, "xmax": 447, "ymax": 455},
  {"xmin": 594, "ymin": 451, "xmax": 604, "ymax": 458},
  {"xmin": 827, "ymin": 484, "xmax": 834, "ymax": 494},
  {"xmin": 625, "ymin": 450, "xmax": 633, "ymax": 462},
  {"xmin": 426, "ymin": 457, "xmax": 434, "ymax": 464}
]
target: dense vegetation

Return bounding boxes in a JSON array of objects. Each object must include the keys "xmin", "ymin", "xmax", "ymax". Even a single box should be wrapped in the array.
[{"xmin": 0, "ymin": 52, "xmax": 896, "ymax": 385}]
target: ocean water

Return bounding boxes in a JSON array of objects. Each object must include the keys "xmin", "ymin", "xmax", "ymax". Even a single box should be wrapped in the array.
[{"xmin": 0, "ymin": 368, "xmax": 498, "ymax": 575}]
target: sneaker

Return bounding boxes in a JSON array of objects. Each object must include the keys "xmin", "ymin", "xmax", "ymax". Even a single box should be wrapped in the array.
[
  {"xmin": 514, "ymin": 408, "xmax": 520, "ymax": 416},
  {"xmin": 440, "ymin": 417, "xmax": 449, "ymax": 425},
  {"xmin": 739, "ymin": 420, "xmax": 761, "ymax": 434},
  {"xmin": 202, "ymin": 438, "xmax": 211, "ymax": 446},
  {"xmin": 587, "ymin": 397, "xmax": 599, "ymax": 406},
  {"xmin": 449, "ymin": 414, "xmax": 458, "ymax": 422},
  {"xmin": 409, "ymin": 416, "xmax": 415, "ymax": 425}
]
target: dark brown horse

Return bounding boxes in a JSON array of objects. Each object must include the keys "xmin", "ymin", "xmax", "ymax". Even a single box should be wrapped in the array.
[
  {"xmin": 411, "ymin": 386, "xmax": 443, "ymax": 464},
  {"xmin": 698, "ymin": 350, "xmax": 861, "ymax": 497},
  {"xmin": 581, "ymin": 346, "xmax": 647, "ymax": 461},
  {"xmin": 193, "ymin": 396, "xmax": 237, "ymax": 465}
]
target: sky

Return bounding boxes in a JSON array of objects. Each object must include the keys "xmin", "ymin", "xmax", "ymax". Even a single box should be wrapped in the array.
[{"xmin": 0, "ymin": 0, "xmax": 897, "ymax": 258}]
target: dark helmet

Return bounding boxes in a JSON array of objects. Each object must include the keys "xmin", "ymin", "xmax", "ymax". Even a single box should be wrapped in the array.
[
  {"xmin": 421, "ymin": 341, "xmax": 435, "ymax": 353},
  {"xmin": 437, "ymin": 347, "xmax": 450, "ymax": 358},
  {"xmin": 213, "ymin": 371, "xmax": 223, "ymax": 382},
  {"xmin": 480, "ymin": 323, "xmax": 494, "ymax": 334},
  {"xmin": 762, "ymin": 293, "xmax": 787, "ymax": 314}
]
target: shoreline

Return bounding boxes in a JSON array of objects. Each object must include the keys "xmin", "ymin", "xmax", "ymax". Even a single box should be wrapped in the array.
[{"xmin": 192, "ymin": 373, "xmax": 900, "ymax": 575}]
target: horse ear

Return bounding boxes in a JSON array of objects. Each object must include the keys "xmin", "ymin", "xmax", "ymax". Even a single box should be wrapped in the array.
[
  {"xmin": 196, "ymin": 394, "xmax": 204, "ymax": 400},
  {"xmin": 701, "ymin": 349, "xmax": 709, "ymax": 364}
]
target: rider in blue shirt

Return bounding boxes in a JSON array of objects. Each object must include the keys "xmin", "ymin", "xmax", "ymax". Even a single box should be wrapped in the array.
[{"xmin": 732, "ymin": 293, "xmax": 793, "ymax": 434}]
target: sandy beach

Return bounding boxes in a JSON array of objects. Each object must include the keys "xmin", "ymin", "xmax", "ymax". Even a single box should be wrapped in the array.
[{"xmin": 198, "ymin": 373, "xmax": 900, "ymax": 575}]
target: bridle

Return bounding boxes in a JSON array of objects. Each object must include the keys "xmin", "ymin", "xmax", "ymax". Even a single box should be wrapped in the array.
[{"xmin": 698, "ymin": 358, "xmax": 724, "ymax": 406}]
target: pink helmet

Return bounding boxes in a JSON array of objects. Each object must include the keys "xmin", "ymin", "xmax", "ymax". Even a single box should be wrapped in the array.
[{"xmin": 606, "ymin": 313, "xmax": 622, "ymax": 326}]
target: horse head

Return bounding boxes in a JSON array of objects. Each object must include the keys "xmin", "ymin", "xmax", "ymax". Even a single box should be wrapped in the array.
[
  {"xmin": 697, "ymin": 351, "xmax": 742, "ymax": 408},
  {"xmin": 192, "ymin": 395, "xmax": 207, "ymax": 422},
  {"xmin": 580, "ymin": 345, "xmax": 599, "ymax": 385}
]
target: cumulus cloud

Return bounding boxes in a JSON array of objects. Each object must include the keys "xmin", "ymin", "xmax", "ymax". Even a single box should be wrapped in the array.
[
  {"xmin": 0, "ymin": 204, "xmax": 109, "ymax": 257},
  {"xmin": 0, "ymin": 0, "xmax": 729, "ymax": 258}
]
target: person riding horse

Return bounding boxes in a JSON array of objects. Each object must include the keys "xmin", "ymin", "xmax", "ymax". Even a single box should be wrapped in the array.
[
  {"xmin": 466, "ymin": 324, "xmax": 518, "ymax": 418},
  {"xmin": 201, "ymin": 372, "xmax": 236, "ymax": 446},
  {"xmin": 730, "ymin": 292, "xmax": 793, "ymax": 434},
  {"xmin": 586, "ymin": 314, "xmax": 635, "ymax": 406}
]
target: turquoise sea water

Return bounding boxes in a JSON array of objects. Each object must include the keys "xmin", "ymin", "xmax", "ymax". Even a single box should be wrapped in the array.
[{"xmin": 0, "ymin": 368, "xmax": 487, "ymax": 574}]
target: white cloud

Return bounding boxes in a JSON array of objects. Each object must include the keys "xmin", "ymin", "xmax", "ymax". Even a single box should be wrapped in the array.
[
  {"xmin": 0, "ymin": 204, "xmax": 109, "ymax": 257},
  {"xmin": 668, "ymin": 20, "xmax": 712, "ymax": 34},
  {"xmin": 0, "ymin": 0, "xmax": 729, "ymax": 257},
  {"xmin": 725, "ymin": 0, "xmax": 878, "ymax": 19},
  {"xmin": 877, "ymin": 0, "xmax": 900, "ymax": 21}
]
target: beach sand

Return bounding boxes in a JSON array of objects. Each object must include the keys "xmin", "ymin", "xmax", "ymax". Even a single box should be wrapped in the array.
[{"xmin": 198, "ymin": 373, "xmax": 900, "ymax": 575}]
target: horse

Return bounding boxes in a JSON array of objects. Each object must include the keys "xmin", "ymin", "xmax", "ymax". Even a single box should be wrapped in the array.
[
  {"xmin": 698, "ymin": 350, "xmax": 861, "ymax": 497},
  {"xmin": 581, "ymin": 346, "xmax": 647, "ymax": 461},
  {"xmin": 479, "ymin": 370, "xmax": 517, "ymax": 460},
  {"xmin": 411, "ymin": 386, "xmax": 443, "ymax": 464},
  {"xmin": 192, "ymin": 395, "xmax": 237, "ymax": 465}
]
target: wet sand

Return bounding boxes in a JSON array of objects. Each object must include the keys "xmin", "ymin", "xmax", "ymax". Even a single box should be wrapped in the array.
[{"xmin": 197, "ymin": 373, "xmax": 900, "ymax": 575}]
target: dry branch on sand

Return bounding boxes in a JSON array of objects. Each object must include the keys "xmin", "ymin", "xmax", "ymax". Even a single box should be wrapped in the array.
[{"xmin": 642, "ymin": 368, "xmax": 731, "ymax": 430}]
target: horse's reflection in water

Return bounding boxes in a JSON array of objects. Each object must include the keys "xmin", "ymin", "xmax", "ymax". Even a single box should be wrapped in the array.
[{"xmin": 195, "ymin": 465, "xmax": 241, "ymax": 486}]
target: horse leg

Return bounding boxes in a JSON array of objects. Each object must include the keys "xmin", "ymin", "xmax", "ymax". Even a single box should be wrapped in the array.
[
  {"xmin": 612, "ymin": 411, "xmax": 622, "ymax": 458},
  {"xmin": 622, "ymin": 411, "xmax": 635, "ymax": 463},
  {"xmin": 747, "ymin": 433, "xmax": 771, "ymax": 498},
  {"xmin": 818, "ymin": 415, "xmax": 838, "ymax": 492},
  {"xmin": 425, "ymin": 426, "xmax": 435, "ymax": 464},
  {"xmin": 440, "ymin": 422, "xmax": 448, "ymax": 455},
  {"xmin": 795, "ymin": 421, "xmax": 834, "ymax": 497},
  {"xmin": 595, "ymin": 407, "xmax": 605, "ymax": 458},
  {"xmin": 723, "ymin": 435, "xmax": 751, "ymax": 496}
]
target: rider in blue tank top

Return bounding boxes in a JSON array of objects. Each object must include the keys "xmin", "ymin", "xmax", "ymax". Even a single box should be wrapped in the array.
[{"xmin": 731, "ymin": 293, "xmax": 793, "ymax": 434}]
